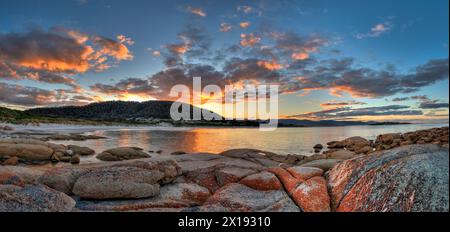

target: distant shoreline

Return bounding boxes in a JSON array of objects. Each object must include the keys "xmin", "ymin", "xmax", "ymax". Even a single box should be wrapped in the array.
[{"xmin": 2, "ymin": 120, "xmax": 449, "ymax": 131}]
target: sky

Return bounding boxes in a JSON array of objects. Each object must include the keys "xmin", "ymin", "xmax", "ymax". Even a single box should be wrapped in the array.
[{"xmin": 0, "ymin": 0, "xmax": 448, "ymax": 122}]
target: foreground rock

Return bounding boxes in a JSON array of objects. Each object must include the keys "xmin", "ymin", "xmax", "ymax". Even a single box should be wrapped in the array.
[
  {"xmin": 96, "ymin": 147, "xmax": 150, "ymax": 161},
  {"xmin": 287, "ymin": 166, "xmax": 323, "ymax": 181},
  {"xmin": 38, "ymin": 167, "xmax": 88, "ymax": 194},
  {"xmin": 327, "ymin": 144, "xmax": 449, "ymax": 212},
  {"xmin": 0, "ymin": 125, "xmax": 14, "ymax": 131},
  {"xmin": 0, "ymin": 166, "xmax": 46, "ymax": 184},
  {"xmin": 73, "ymin": 166, "xmax": 162, "ymax": 199},
  {"xmin": 326, "ymin": 126, "xmax": 449, "ymax": 155},
  {"xmin": 324, "ymin": 149, "xmax": 358, "ymax": 160},
  {"xmin": 219, "ymin": 149, "xmax": 305, "ymax": 166},
  {"xmin": 68, "ymin": 145, "xmax": 95, "ymax": 156},
  {"xmin": 0, "ymin": 138, "xmax": 74, "ymax": 164},
  {"xmin": 291, "ymin": 176, "xmax": 330, "ymax": 212},
  {"xmin": 269, "ymin": 167, "xmax": 330, "ymax": 212},
  {"xmin": 1, "ymin": 127, "xmax": 448, "ymax": 212},
  {"xmin": 0, "ymin": 142, "xmax": 54, "ymax": 161},
  {"xmin": 2, "ymin": 157, "xmax": 19, "ymax": 166},
  {"xmin": 0, "ymin": 184, "xmax": 75, "ymax": 212},
  {"xmin": 239, "ymin": 171, "xmax": 283, "ymax": 191},
  {"xmin": 327, "ymin": 136, "xmax": 371, "ymax": 154},
  {"xmin": 375, "ymin": 127, "xmax": 449, "ymax": 150},
  {"xmin": 75, "ymin": 183, "xmax": 211, "ymax": 211},
  {"xmin": 0, "ymin": 169, "xmax": 25, "ymax": 186},
  {"xmin": 197, "ymin": 183, "xmax": 300, "ymax": 212},
  {"xmin": 300, "ymin": 159, "xmax": 341, "ymax": 171},
  {"xmin": 215, "ymin": 166, "xmax": 257, "ymax": 187}
]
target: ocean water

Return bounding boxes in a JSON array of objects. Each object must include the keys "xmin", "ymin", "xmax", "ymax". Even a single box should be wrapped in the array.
[{"xmin": 51, "ymin": 124, "xmax": 448, "ymax": 158}]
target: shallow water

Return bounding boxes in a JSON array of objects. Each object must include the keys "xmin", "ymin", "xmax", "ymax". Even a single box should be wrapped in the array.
[{"xmin": 50, "ymin": 124, "xmax": 447, "ymax": 159}]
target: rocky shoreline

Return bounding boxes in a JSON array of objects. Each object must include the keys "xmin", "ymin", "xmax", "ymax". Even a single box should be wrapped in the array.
[{"xmin": 0, "ymin": 126, "xmax": 448, "ymax": 212}]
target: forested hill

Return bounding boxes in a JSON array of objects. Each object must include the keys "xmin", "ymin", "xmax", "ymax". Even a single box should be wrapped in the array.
[{"xmin": 25, "ymin": 101, "xmax": 222, "ymax": 121}]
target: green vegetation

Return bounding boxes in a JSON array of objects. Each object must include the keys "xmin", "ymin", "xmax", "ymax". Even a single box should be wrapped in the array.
[
  {"xmin": 0, "ymin": 106, "xmax": 38, "ymax": 123},
  {"xmin": 0, "ymin": 106, "xmax": 129, "ymax": 125}
]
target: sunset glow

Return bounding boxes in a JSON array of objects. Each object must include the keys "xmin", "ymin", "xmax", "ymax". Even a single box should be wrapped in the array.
[{"xmin": 0, "ymin": 0, "xmax": 448, "ymax": 123}]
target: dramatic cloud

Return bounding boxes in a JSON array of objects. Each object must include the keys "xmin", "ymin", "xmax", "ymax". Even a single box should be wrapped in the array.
[
  {"xmin": 269, "ymin": 32, "xmax": 328, "ymax": 61},
  {"xmin": 416, "ymin": 96, "xmax": 449, "ymax": 109},
  {"xmin": 0, "ymin": 27, "xmax": 134, "ymax": 88},
  {"xmin": 390, "ymin": 94, "xmax": 449, "ymax": 109},
  {"xmin": 162, "ymin": 25, "xmax": 210, "ymax": 66},
  {"xmin": 90, "ymin": 77, "xmax": 156, "ymax": 98},
  {"xmin": 419, "ymin": 102, "xmax": 449, "ymax": 109},
  {"xmin": 411, "ymin": 95, "xmax": 431, "ymax": 101},
  {"xmin": 0, "ymin": 82, "xmax": 91, "ymax": 107},
  {"xmin": 291, "ymin": 105, "xmax": 423, "ymax": 120},
  {"xmin": 320, "ymin": 100, "xmax": 367, "ymax": 107},
  {"xmin": 90, "ymin": 64, "xmax": 226, "ymax": 100},
  {"xmin": 401, "ymin": 58, "xmax": 449, "ymax": 88},
  {"xmin": 92, "ymin": 36, "xmax": 133, "ymax": 61},
  {"xmin": 391, "ymin": 97, "xmax": 410, "ymax": 102},
  {"xmin": 224, "ymin": 58, "xmax": 281, "ymax": 83},
  {"xmin": 0, "ymin": 82, "xmax": 58, "ymax": 106},
  {"xmin": 391, "ymin": 95, "xmax": 430, "ymax": 102},
  {"xmin": 90, "ymin": 23, "xmax": 447, "ymax": 110},
  {"xmin": 295, "ymin": 58, "xmax": 449, "ymax": 98},
  {"xmin": 356, "ymin": 21, "xmax": 393, "ymax": 39},
  {"xmin": 0, "ymin": 29, "xmax": 92, "ymax": 73},
  {"xmin": 187, "ymin": 6, "xmax": 206, "ymax": 17}
]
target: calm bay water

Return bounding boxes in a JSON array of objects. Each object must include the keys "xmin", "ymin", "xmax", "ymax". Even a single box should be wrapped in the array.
[{"xmin": 53, "ymin": 124, "xmax": 447, "ymax": 158}]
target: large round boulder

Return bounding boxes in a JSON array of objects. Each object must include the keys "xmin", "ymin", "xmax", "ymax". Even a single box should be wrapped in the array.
[
  {"xmin": 0, "ymin": 139, "xmax": 69, "ymax": 162},
  {"xmin": 0, "ymin": 169, "xmax": 25, "ymax": 187},
  {"xmin": 72, "ymin": 166, "xmax": 163, "ymax": 199},
  {"xmin": 327, "ymin": 144, "xmax": 449, "ymax": 212},
  {"xmin": 199, "ymin": 183, "xmax": 300, "ymax": 212},
  {"xmin": 300, "ymin": 159, "xmax": 341, "ymax": 171},
  {"xmin": 68, "ymin": 145, "xmax": 95, "ymax": 156},
  {"xmin": 38, "ymin": 167, "xmax": 89, "ymax": 194},
  {"xmin": 239, "ymin": 171, "xmax": 283, "ymax": 191},
  {"xmin": 0, "ymin": 184, "xmax": 75, "ymax": 212},
  {"xmin": 96, "ymin": 147, "xmax": 150, "ymax": 161},
  {"xmin": 0, "ymin": 144, "xmax": 54, "ymax": 161}
]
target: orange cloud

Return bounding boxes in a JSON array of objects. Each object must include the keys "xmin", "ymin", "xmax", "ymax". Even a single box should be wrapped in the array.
[
  {"xmin": 240, "ymin": 33, "xmax": 261, "ymax": 47},
  {"xmin": 0, "ymin": 28, "xmax": 134, "ymax": 84},
  {"xmin": 167, "ymin": 44, "xmax": 190, "ymax": 55},
  {"xmin": 187, "ymin": 6, "xmax": 206, "ymax": 17},
  {"xmin": 257, "ymin": 60, "xmax": 283, "ymax": 71},
  {"xmin": 18, "ymin": 57, "xmax": 91, "ymax": 73},
  {"xmin": 65, "ymin": 29, "xmax": 89, "ymax": 44},
  {"xmin": 291, "ymin": 52, "xmax": 309, "ymax": 60},
  {"xmin": 93, "ymin": 36, "xmax": 133, "ymax": 61},
  {"xmin": 320, "ymin": 100, "xmax": 367, "ymax": 108},
  {"xmin": 117, "ymin": 34, "xmax": 135, "ymax": 45},
  {"xmin": 239, "ymin": 21, "xmax": 251, "ymax": 29}
]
